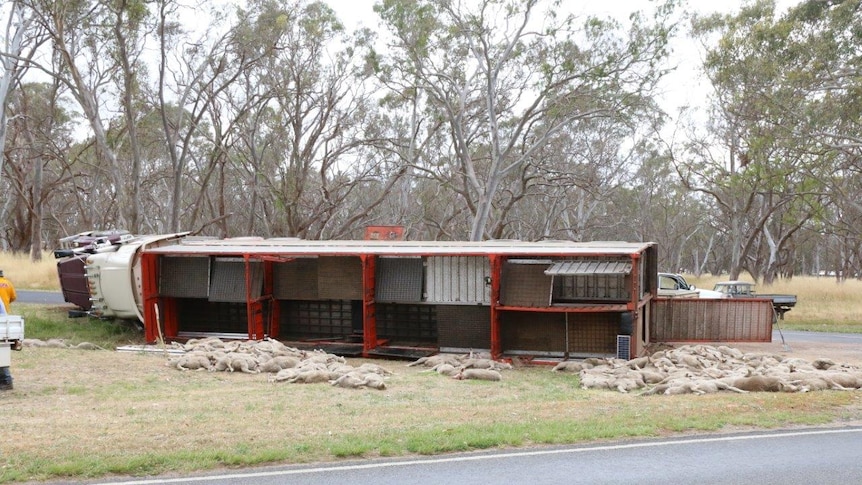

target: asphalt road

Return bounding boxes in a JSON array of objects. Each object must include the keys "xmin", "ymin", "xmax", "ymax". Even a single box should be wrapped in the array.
[
  {"xmin": 87, "ymin": 427, "xmax": 862, "ymax": 485},
  {"xmin": 17, "ymin": 290, "xmax": 67, "ymax": 305}
]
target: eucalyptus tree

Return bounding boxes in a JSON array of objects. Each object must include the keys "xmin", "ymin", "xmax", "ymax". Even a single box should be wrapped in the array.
[
  {"xmin": 785, "ymin": 0, "xmax": 862, "ymax": 280},
  {"xmin": 20, "ymin": 0, "xmax": 156, "ymax": 232},
  {"xmin": 0, "ymin": 0, "xmax": 47, "ymax": 254},
  {"xmin": 3, "ymin": 81, "xmax": 75, "ymax": 255},
  {"xmin": 503, "ymin": 114, "xmax": 646, "ymax": 242},
  {"xmin": 685, "ymin": 0, "xmax": 832, "ymax": 282},
  {"xmin": 373, "ymin": 0, "xmax": 677, "ymax": 241},
  {"xmin": 230, "ymin": 0, "xmax": 393, "ymax": 239}
]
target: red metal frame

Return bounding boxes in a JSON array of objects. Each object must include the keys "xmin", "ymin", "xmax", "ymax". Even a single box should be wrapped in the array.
[
  {"xmin": 141, "ymin": 252, "xmax": 160, "ymax": 343},
  {"xmin": 361, "ymin": 254, "xmax": 377, "ymax": 356},
  {"xmin": 489, "ymin": 255, "xmax": 502, "ymax": 359}
]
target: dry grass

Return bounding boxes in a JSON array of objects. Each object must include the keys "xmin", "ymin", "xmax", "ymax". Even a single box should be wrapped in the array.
[{"xmin": 0, "ymin": 252, "xmax": 59, "ymax": 291}]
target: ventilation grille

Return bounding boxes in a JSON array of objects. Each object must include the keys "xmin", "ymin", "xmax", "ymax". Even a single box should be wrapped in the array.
[
  {"xmin": 376, "ymin": 257, "xmax": 423, "ymax": 302},
  {"xmin": 209, "ymin": 258, "xmax": 263, "ymax": 302},
  {"xmin": 159, "ymin": 256, "xmax": 210, "ymax": 298}
]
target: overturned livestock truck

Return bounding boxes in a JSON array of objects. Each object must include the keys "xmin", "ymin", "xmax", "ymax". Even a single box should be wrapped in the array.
[{"xmin": 140, "ymin": 239, "xmax": 659, "ymax": 360}]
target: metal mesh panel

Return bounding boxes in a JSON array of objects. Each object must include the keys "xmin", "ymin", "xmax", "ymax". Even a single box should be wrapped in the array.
[
  {"xmin": 273, "ymin": 258, "xmax": 318, "ymax": 300},
  {"xmin": 437, "ymin": 305, "xmax": 490, "ymax": 349},
  {"xmin": 500, "ymin": 312, "xmax": 618, "ymax": 356},
  {"xmin": 279, "ymin": 300, "xmax": 353, "ymax": 339},
  {"xmin": 376, "ymin": 257, "xmax": 423, "ymax": 302},
  {"xmin": 208, "ymin": 258, "xmax": 263, "ymax": 302},
  {"xmin": 159, "ymin": 256, "xmax": 210, "ymax": 298},
  {"xmin": 500, "ymin": 263, "xmax": 552, "ymax": 307},
  {"xmin": 566, "ymin": 313, "xmax": 617, "ymax": 354},
  {"xmin": 376, "ymin": 303, "xmax": 437, "ymax": 344},
  {"xmin": 318, "ymin": 257, "xmax": 363, "ymax": 300}
]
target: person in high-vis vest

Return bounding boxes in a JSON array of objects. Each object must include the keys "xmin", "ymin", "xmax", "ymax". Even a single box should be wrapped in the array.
[
  {"xmin": 0, "ymin": 271, "xmax": 15, "ymax": 390},
  {"xmin": 0, "ymin": 270, "xmax": 16, "ymax": 314}
]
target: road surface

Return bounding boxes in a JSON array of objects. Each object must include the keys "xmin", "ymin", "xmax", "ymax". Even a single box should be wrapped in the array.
[{"xmin": 16, "ymin": 290, "xmax": 67, "ymax": 305}]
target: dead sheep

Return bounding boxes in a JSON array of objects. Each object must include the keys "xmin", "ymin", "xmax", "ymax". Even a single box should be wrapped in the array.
[
  {"xmin": 812, "ymin": 358, "xmax": 836, "ymax": 370},
  {"xmin": 721, "ymin": 375, "xmax": 796, "ymax": 393},
  {"xmin": 636, "ymin": 369, "xmax": 667, "ymax": 385},
  {"xmin": 303, "ymin": 350, "xmax": 346, "ymax": 365},
  {"xmin": 73, "ymin": 342, "xmax": 107, "ymax": 351},
  {"xmin": 286, "ymin": 370, "xmax": 331, "ymax": 384},
  {"xmin": 625, "ymin": 356, "xmax": 651, "ymax": 370},
  {"xmin": 258, "ymin": 356, "xmax": 300, "ymax": 373},
  {"xmin": 407, "ymin": 354, "xmax": 463, "ymax": 368},
  {"xmin": 326, "ymin": 362, "xmax": 356, "ymax": 375},
  {"xmin": 330, "ymin": 373, "xmax": 366, "ymax": 389},
  {"xmin": 212, "ymin": 352, "xmax": 260, "ymax": 374},
  {"xmin": 354, "ymin": 363, "xmax": 394, "ymax": 376},
  {"xmin": 552, "ymin": 361, "xmax": 592, "ymax": 373},
  {"xmin": 820, "ymin": 371, "xmax": 862, "ymax": 389},
  {"xmin": 361, "ymin": 373, "xmax": 387, "ymax": 390},
  {"xmin": 270, "ymin": 368, "xmax": 301, "ymax": 382},
  {"xmin": 168, "ymin": 352, "xmax": 213, "ymax": 371},
  {"xmin": 460, "ymin": 358, "xmax": 513, "ymax": 371},
  {"xmin": 454, "ymin": 368, "xmax": 502, "ymax": 382},
  {"xmin": 428, "ymin": 363, "xmax": 459, "ymax": 376}
]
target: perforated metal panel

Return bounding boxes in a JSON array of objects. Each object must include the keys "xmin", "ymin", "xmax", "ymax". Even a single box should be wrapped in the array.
[
  {"xmin": 273, "ymin": 258, "xmax": 318, "ymax": 300},
  {"xmin": 159, "ymin": 256, "xmax": 210, "ymax": 298},
  {"xmin": 376, "ymin": 257, "xmax": 423, "ymax": 302},
  {"xmin": 208, "ymin": 258, "xmax": 263, "ymax": 302}
]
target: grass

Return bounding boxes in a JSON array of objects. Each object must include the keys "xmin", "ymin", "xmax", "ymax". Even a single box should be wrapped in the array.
[{"xmin": 0, "ymin": 251, "xmax": 60, "ymax": 291}]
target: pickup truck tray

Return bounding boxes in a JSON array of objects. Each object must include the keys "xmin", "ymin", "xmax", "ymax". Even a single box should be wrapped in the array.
[{"xmin": 0, "ymin": 315, "xmax": 24, "ymax": 342}]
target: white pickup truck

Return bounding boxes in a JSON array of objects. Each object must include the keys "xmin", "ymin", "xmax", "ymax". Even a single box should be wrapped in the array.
[{"xmin": 0, "ymin": 314, "xmax": 24, "ymax": 390}]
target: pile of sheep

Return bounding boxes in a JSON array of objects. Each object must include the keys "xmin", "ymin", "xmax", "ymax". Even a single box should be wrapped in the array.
[
  {"xmin": 23, "ymin": 338, "xmax": 106, "ymax": 350},
  {"xmin": 165, "ymin": 337, "xmax": 392, "ymax": 390},
  {"xmin": 553, "ymin": 344, "xmax": 862, "ymax": 395},
  {"xmin": 407, "ymin": 352, "xmax": 513, "ymax": 381}
]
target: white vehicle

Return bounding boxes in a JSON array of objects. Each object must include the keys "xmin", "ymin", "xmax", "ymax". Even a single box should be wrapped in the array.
[
  {"xmin": 658, "ymin": 273, "xmax": 727, "ymax": 299},
  {"xmin": 0, "ymin": 310, "xmax": 24, "ymax": 390}
]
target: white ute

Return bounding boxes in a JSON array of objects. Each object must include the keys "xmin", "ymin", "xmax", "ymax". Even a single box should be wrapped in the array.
[{"xmin": 0, "ymin": 311, "xmax": 24, "ymax": 390}]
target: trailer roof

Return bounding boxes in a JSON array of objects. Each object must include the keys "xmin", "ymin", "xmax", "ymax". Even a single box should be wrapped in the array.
[{"xmin": 143, "ymin": 238, "xmax": 654, "ymax": 257}]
